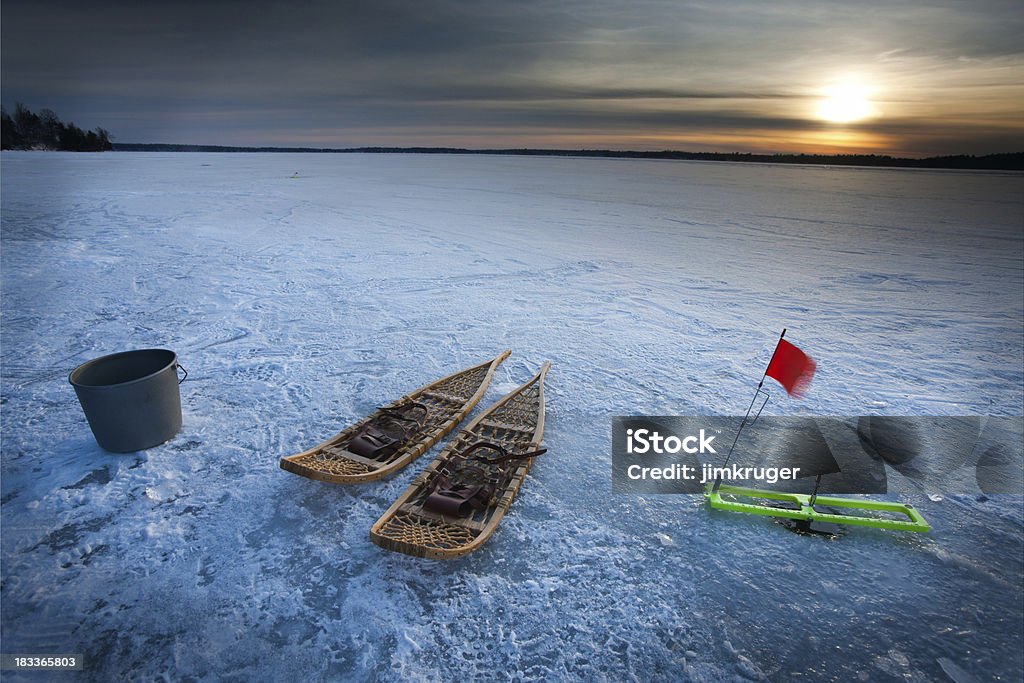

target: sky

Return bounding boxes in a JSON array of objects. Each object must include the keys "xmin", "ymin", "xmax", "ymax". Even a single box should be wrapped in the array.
[{"xmin": 2, "ymin": 0, "xmax": 1023, "ymax": 157}]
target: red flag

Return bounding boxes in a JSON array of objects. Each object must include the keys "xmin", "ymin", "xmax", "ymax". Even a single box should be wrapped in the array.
[{"xmin": 766, "ymin": 339, "xmax": 816, "ymax": 397}]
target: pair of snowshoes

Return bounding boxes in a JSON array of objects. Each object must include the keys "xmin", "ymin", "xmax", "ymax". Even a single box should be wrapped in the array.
[{"xmin": 279, "ymin": 351, "xmax": 551, "ymax": 558}]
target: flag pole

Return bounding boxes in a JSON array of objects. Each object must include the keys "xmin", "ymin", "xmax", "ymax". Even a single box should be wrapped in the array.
[
  {"xmin": 712, "ymin": 328, "xmax": 786, "ymax": 493},
  {"xmin": 808, "ymin": 474, "xmax": 823, "ymax": 509}
]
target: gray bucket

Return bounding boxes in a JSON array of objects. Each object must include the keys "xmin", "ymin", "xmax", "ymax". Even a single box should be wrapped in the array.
[{"xmin": 69, "ymin": 349, "xmax": 186, "ymax": 452}]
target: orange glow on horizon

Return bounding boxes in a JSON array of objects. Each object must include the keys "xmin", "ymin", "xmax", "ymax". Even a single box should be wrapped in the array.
[{"xmin": 257, "ymin": 126, "xmax": 895, "ymax": 158}]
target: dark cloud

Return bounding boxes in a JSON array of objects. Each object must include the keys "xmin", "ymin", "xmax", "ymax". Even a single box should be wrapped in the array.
[{"xmin": 2, "ymin": 0, "xmax": 1022, "ymax": 154}]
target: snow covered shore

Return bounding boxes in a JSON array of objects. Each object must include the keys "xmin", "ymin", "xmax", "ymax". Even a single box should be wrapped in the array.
[{"xmin": 2, "ymin": 152, "xmax": 1022, "ymax": 681}]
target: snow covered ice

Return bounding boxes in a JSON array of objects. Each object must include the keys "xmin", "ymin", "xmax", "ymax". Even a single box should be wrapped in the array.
[{"xmin": 2, "ymin": 152, "xmax": 1022, "ymax": 681}]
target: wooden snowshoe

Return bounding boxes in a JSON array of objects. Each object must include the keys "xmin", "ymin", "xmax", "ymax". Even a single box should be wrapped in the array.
[
  {"xmin": 280, "ymin": 351, "xmax": 510, "ymax": 483},
  {"xmin": 371, "ymin": 362, "xmax": 550, "ymax": 558}
]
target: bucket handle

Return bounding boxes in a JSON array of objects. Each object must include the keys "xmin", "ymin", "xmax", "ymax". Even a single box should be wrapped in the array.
[{"xmin": 176, "ymin": 363, "xmax": 188, "ymax": 384}]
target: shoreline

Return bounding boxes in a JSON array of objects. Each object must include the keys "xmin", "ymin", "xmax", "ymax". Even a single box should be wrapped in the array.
[{"xmin": 100, "ymin": 144, "xmax": 1024, "ymax": 172}]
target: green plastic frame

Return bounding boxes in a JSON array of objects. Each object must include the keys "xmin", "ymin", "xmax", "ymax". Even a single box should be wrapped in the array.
[{"xmin": 706, "ymin": 484, "xmax": 931, "ymax": 533}]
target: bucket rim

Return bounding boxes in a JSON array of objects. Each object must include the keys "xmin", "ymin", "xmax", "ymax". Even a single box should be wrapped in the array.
[{"xmin": 69, "ymin": 348, "xmax": 179, "ymax": 390}]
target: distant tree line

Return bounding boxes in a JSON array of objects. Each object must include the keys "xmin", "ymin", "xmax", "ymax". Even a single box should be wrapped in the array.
[
  {"xmin": 114, "ymin": 143, "xmax": 1024, "ymax": 171},
  {"xmin": 1, "ymin": 103, "xmax": 112, "ymax": 151}
]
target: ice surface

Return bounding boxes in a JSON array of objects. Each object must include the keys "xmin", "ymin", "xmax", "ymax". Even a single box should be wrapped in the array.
[{"xmin": 2, "ymin": 152, "xmax": 1022, "ymax": 681}]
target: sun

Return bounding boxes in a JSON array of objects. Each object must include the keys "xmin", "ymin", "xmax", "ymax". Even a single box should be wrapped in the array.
[{"xmin": 816, "ymin": 83, "xmax": 876, "ymax": 124}]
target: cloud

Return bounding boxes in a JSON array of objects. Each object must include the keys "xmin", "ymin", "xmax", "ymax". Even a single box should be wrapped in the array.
[{"xmin": 3, "ymin": 0, "xmax": 1022, "ymax": 154}]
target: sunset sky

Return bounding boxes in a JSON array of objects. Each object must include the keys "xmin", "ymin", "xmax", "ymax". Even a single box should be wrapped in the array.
[{"xmin": 2, "ymin": 0, "xmax": 1022, "ymax": 157}]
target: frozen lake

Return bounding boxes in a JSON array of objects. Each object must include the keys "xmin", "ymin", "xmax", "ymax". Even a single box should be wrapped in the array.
[{"xmin": 2, "ymin": 152, "xmax": 1022, "ymax": 681}]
